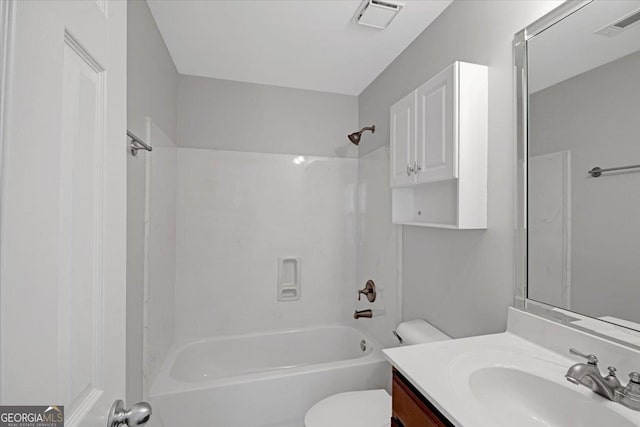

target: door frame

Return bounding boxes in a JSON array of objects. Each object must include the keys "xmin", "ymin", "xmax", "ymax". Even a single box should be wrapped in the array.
[{"xmin": 0, "ymin": 0, "xmax": 16, "ymax": 403}]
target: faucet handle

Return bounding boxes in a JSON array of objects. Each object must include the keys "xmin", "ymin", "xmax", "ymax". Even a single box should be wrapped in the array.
[
  {"xmin": 570, "ymin": 348, "xmax": 598, "ymax": 365},
  {"xmin": 623, "ymin": 372, "xmax": 640, "ymax": 399},
  {"xmin": 614, "ymin": 372, "xmax": 640, "ymax": 410},
  {"xmin": 357, "ymin": 280, "xmax": 376, "ymax": 303},
  {"xmin": 605, "ymin": 366, "xmax": 623, "ymax": 389}
]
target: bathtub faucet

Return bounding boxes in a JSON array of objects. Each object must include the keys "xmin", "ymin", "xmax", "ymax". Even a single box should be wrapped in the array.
[{"xmin": 353, "ymin": 309, "xmax": 373, "ymax": 319}]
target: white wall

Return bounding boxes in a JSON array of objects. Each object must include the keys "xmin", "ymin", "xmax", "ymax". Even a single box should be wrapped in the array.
[
  {"xmin": 143, "ymin": 121, "xmax": 177, "ymax": 395},
  {"xmin": 175, "ymin": 149, "xmax": 357, "ymax": 340},
  {"xmin": 357, "ymin": 1, "xmax": 562, "ymax": 338},
  {"xmin": 177, "ymin": 75, "xmax": 358, "ymax": 158},
  {"xmin": 529, "ymin": 51, "xmax": 640, "ymax": 323},
  {"xmin": 128, "ymin": 0, "xmax": 178, "ymax": 141},
  {"xmin": 356, "ymin": 146, "xmax": 401, "ymax": 347}
]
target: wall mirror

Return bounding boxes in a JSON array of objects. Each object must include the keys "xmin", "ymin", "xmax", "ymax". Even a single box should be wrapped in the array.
[{"xmin": 515, "ymin": 0, "xmax": 640, "ymax": 347}]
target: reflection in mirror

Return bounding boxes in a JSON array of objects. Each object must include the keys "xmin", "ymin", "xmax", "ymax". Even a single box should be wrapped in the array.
[{"xmin": 526, "ymin": 0, "xmax": 640, "ymax": 331}]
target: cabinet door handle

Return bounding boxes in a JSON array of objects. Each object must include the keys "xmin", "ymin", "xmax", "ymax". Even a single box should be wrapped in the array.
[
  {"xmin": 414, "ymin": 161, "xmax": 422, "ymax": 173},
  {"xmin": 406, "ymin": 163, "xmax": 414, "ymax": 176}
]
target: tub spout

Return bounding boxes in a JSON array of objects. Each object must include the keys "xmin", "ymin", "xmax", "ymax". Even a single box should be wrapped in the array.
[{"xmin": 354, "ymin": 309, "xmax": 373, "ymax": 319}]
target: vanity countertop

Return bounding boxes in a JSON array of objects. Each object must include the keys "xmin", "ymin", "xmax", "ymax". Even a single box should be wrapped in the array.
[{"xmin": 383, "ymin": 331, "xmax": 640, "ymax": 427}]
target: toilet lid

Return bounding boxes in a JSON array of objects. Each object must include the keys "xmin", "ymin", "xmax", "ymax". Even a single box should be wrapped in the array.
[{"xmin": 304, "ymin": 389, "xmax": 391, "ymax": 427}]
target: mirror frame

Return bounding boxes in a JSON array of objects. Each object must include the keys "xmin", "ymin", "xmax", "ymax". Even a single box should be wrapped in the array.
[{"xmin": 513, "ymin": 0, "xmax": 640, "ymax": 350}]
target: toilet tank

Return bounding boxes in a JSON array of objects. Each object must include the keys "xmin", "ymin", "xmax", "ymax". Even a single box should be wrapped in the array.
[{"xmin": 395, "ymin": 319, "xmax": 451, "ymax": 346}]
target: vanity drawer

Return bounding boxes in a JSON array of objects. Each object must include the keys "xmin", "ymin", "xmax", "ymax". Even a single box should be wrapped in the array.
[{"xmin": 392, "ymin": 369, "xmax": 453, "ymax": 427}]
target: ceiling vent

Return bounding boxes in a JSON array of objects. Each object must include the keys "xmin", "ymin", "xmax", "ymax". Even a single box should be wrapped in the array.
[
  {"xmin": 353, "ymin": 0, "xmax": 404, "ymax": 30},
  {"xmin": 595, "ymin": 8, "xmax": 640, "ymax": 37}
]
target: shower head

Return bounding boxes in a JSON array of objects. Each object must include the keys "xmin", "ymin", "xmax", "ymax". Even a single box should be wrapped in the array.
[
  {"xmin": 347, "ymin": 125, "xmax": 375, "ymax": 145},
  {"xmin": 347, "ymin": 132, "xmax": 362, "ymax": 145}
]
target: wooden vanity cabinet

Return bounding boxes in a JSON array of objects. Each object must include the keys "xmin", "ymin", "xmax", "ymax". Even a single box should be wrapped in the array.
[{"xmin": 391, "ymin": 369, "xmax": 454, "ymax": 427}]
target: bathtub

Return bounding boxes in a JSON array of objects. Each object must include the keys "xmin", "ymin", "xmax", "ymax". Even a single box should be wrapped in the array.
[{"xmin": 150, "ymin": 324, "xmax": 390, "ymax": 427}]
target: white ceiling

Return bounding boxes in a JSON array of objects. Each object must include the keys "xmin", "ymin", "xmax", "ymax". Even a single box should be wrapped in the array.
[
  {"xmin": 528, "ymin": 0, "xmax": 640, "ymax": 93},
  {"xmin": 147, "ymin": 0, "xmax": 452, "ymax": 95}
]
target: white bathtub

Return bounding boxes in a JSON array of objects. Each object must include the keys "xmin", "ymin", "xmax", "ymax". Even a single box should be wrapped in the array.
[{"xmin": 150, "ymin": 324, "xmax": 390, "ymax": 427}]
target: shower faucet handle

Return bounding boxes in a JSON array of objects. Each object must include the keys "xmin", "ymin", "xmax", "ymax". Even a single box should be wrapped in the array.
[{"xmin": 357, "ymin": 280, "xmax": 376, "ymax": 302}]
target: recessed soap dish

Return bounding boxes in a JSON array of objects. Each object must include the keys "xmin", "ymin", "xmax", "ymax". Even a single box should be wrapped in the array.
[
  {"xmin": 278, "ymin": 257, "xmax": 301, "ymax": 301},
  {"xmin": 280, "ymin": 288, "xmax": 298, "ymax": 299}
]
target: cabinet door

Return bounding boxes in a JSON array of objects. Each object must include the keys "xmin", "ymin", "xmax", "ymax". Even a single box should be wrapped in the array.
[
  {"xmin": 415, "ymin": 64, "xmax": 456, "ymax": 183},
  {"xmin": 390, "ymin": 92, "xmax": 417, "ymax": 187},
  {"xmin": 392, "ymin": 370, "xmax": 452, "ymax": 427}
]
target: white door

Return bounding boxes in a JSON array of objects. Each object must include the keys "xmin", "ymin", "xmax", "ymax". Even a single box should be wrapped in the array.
[
  {"xmin": 390, "ymin": 92, "xmax": 416, "ymax": 187},
  {"xmin": 415, "ymin": 64, "xmax": 456, "ymax": 184},
  {"xmin": 0, "ymin": 1, "xmax": 128, "ymax": 426}
]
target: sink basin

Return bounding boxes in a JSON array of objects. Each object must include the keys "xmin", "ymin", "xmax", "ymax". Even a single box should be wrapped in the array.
[
  {"xmin": 384, "ymin": 324, "xmax": 640, "ymax": 427},
  {"xmin": 469, "ymin": 367, "xmax": 636, "ymax": 427}
]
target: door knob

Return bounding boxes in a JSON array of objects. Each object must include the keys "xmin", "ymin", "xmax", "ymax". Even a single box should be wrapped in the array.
[
  {"xmin": 108, "ymin": 400, "xmax": 152, "ymax": 427},
  {"xmin": 406, "ymin": 163, "xmax": 414, "ymax": 176}
]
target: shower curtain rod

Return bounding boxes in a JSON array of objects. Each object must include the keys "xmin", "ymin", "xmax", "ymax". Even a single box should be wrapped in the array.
[
  {"xmin": 127, "ymin": 130, "xmax": 153, "ymax": 156},
  {"xmin": 588, "ymin": 163, "xmax": 640, "ymax": 178}
]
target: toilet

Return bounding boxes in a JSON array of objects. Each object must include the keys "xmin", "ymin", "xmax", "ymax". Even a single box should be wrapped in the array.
[{"xmin": 304, "ymin": 320, "xmax": 450, "ymax": 427}]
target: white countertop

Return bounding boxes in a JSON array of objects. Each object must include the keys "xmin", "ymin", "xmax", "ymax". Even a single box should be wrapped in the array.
[{"xmin": 383, "ymin": 331, "xmax": 640, "ymax": 427}]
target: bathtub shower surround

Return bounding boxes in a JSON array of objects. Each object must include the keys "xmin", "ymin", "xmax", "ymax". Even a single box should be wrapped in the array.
[
  {"xmin": 175, "ymin": 149, "xmax": 358, "ymax": 340},
  {"xmin": 127, "ymin": 130, "xmax": 148, "ymax": 404},
  {"xmin": 143, "ymin": 119, "xmax": 178, "ymax": 397},
  {"xmin": 127, "ymin": 118, "xmax": 178, "ymax": 403},
  {"xmin": 150, "ymin": 325, "xmax": 388, "ymax": 427},
  {"xmin": 156, "ymin": 74, "xmax": 383, "ymax": 427},
  {"xmin": 356, "ymin": 146, "xmax": 402, "ymax": 348}
]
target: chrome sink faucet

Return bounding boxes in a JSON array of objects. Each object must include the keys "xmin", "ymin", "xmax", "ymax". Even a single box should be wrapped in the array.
[
  {"xmin": 566, "ymin": 348, "xmax": 640, "ymax": 411},
  {"xmin": 565, "ymin": 349, "xmax": 620, "ymax": 400}
]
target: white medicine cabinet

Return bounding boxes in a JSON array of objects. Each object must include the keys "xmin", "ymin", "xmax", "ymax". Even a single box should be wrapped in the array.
[{"xmin": 390, "ymin": 61, "xmax": 488, "ymax": 229}]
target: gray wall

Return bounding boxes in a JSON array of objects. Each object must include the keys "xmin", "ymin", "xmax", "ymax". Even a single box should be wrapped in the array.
[
  {"xmin": 530, "ymin": 51, "xmax": 640, "ymax": 323},
  {"xmin": 178, "ymin": 75, "xmax": 358, "ymax": 158},
  {"xmin": 128, "ymin": 0, "xmax": 178, "ymax": 141},
  {"xmin": 358, "ymin": 1, "xmax": 561, "ymax": 338}
]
